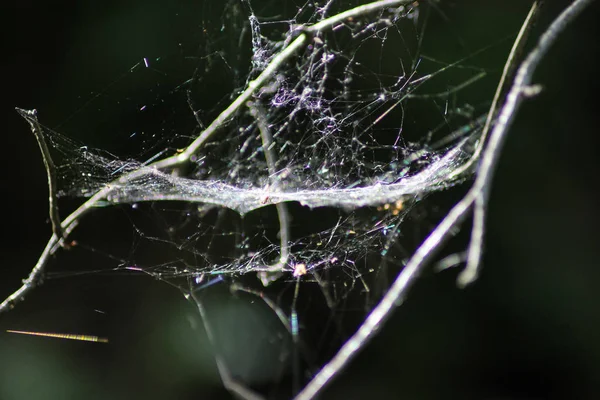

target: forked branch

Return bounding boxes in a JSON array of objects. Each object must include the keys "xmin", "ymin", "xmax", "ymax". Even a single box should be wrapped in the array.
[
  {"xmin": 295, "ymin": 0, "xmax": 594, "ymax": 398},
  {"xmin": 16, "ymin": 108, "xmax": 65, "ymax": 242}
]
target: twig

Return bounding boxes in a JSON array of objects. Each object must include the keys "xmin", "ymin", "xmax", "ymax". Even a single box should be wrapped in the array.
[
  {"xmin": 459, "ymin": 0, "xmax": 593, "ymax": 286},
  {"xmin": 190, "ymin": 291, "xmax": 265, "ymax": 400},
  {"xmin": 449, "ymin": 1, "xmax": 540, "ymax": 180},
  {"xmin": 294, "ymin": 0, "xmax": 594, "ymax": 397},
  {"xmin": 16, "ymin": 108, "xmax": 65, "ymax": 242},
  {"xmin": 248, "ymin": 102, "xmax": 291, "ymax": 285},
  {"xmin": 460, "ymin": 192, "xmax": 485, "ymax": 286}
]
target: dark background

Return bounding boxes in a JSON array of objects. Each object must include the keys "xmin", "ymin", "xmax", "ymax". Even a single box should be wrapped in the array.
[{"xmin": 1, "ymin": 1, "xmax": 599, "ymax": 399}]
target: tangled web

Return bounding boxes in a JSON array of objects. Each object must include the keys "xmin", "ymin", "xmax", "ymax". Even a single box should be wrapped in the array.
[{"xmin": 7, "ymin": 0, "xmax": 526, "ymax": 398}]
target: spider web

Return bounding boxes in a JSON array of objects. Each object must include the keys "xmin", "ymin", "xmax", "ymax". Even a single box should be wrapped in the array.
[{"xmin": 7, "ymin": 0, "xmax": 509, "ymax": 398}]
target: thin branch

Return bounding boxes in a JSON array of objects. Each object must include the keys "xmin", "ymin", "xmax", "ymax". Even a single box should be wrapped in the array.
[
  {"xmin": 294, "ymin": 0, "xmax": 594, "ymax": 397},
  {"xmin": 448, "ymin": 1, "xmax": 540, "ymax": 180},
  {"xmin": 295, "ymin": 177, "xmax": 475, "ymax": 400},
  {"xmin": 308, "ymin": 0, "xmax": 409, "ymax": 32},
  {"xmin": 291, "ymin": 278, "xmax": 302, "ymax": 396},
  {"xmin": 459, "ymin": 0, "xmax": 593, "ymax": 287},
  {"xmin": 248, "ymin": 102, "xmax": 291, "ymax": 284},
  {"xmin": 16, "ymin": 108, "xmax": 65, "ymax": 241},
  {"xmin": 459, "ymin": 192, "xmax": 486, "ymax": 286},
  {"xmin": 190, "ymin": 292, "xmax": 265, "ymax": 400}
]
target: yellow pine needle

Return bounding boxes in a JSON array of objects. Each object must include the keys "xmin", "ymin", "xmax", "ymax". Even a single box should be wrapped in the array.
[{"xmin": 6, "ymin": 329, "xmax": 108, "ymax": 343}]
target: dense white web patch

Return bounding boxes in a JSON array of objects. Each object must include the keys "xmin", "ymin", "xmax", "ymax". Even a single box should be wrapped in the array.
[
  {"xmin": 43, "ymin": 3, "xmax": 483, "ymax": 211},
  {"xmin": 24, "ymin": 1, "xmax": 486, "ymax": 288}
]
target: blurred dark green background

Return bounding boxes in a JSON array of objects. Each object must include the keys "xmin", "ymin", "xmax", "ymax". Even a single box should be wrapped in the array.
[{"xmin": 1, "ymin": 1, "xmax": 599, "ymax": 399}]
